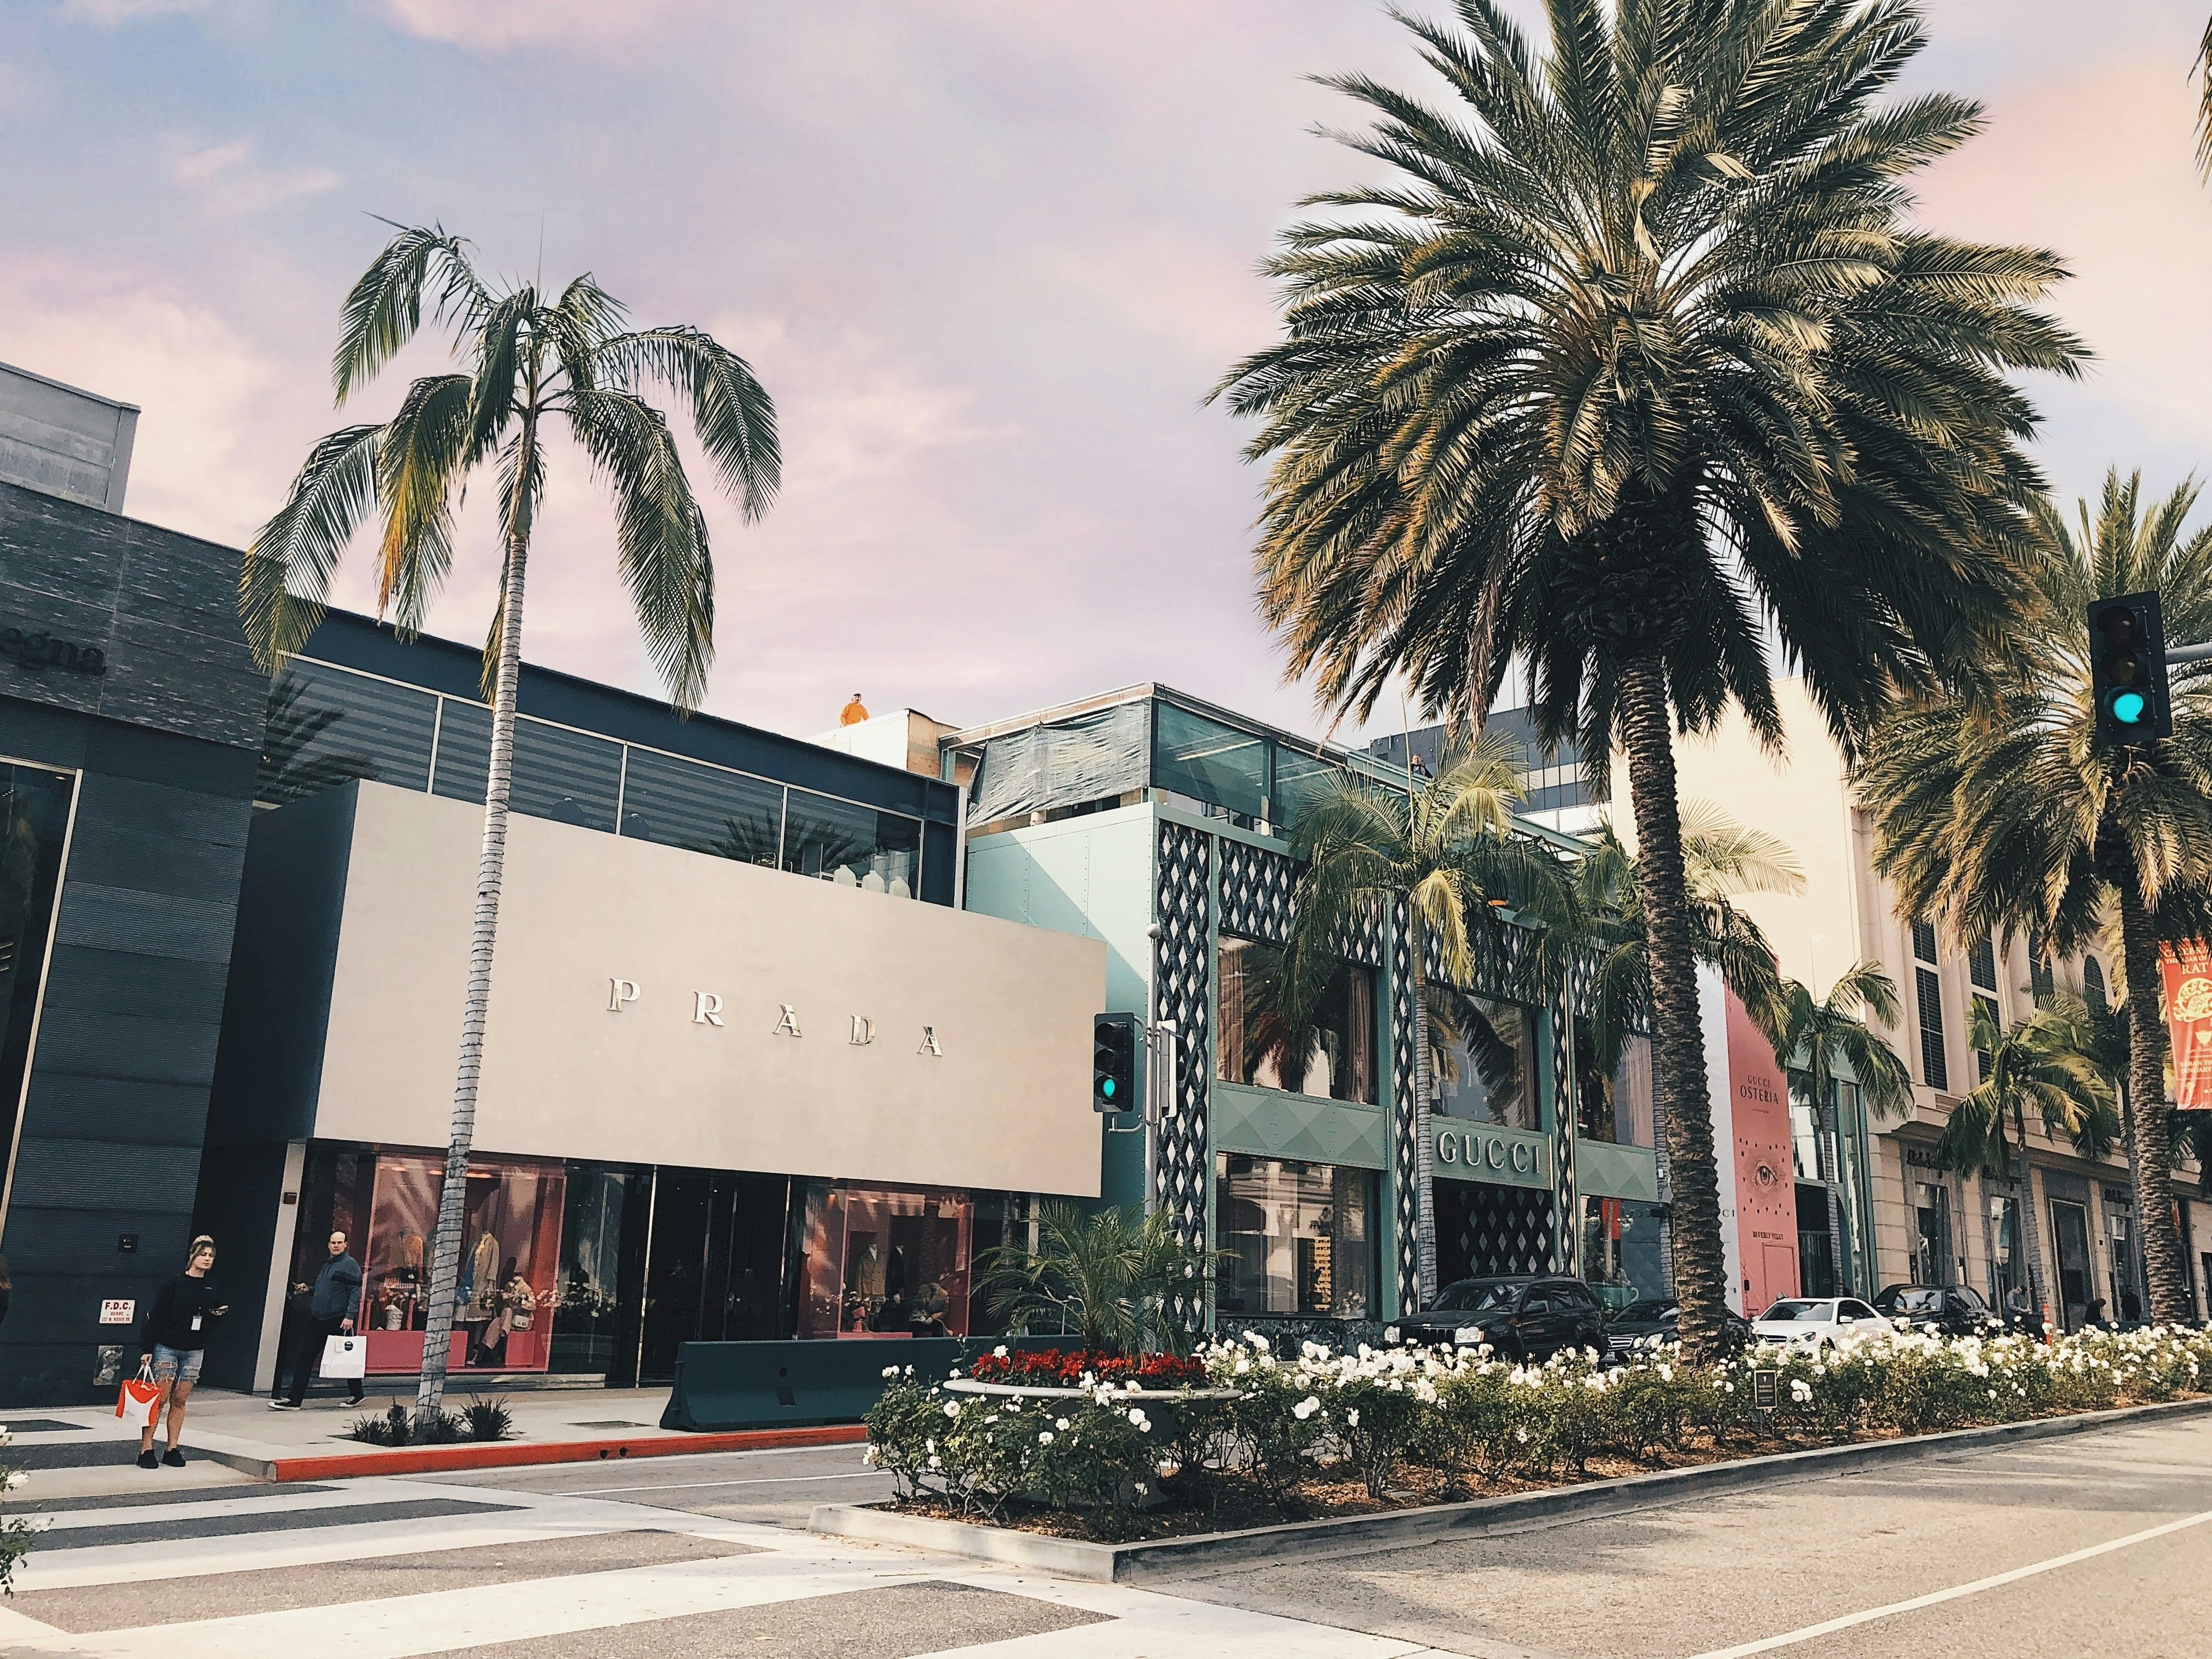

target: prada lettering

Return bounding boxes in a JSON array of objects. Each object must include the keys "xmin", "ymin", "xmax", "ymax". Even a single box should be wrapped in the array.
[
  {"xmin": 607, "ymin": 978, "xmax": 943, "ymax": 1055},
  {"xmin": 1434, "ymin": 1127, "xmax": 1539, "ymax": 1176}
]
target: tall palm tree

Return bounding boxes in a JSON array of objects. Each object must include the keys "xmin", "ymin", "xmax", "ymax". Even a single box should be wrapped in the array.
[
  {"xmin": 1282, "ymin": 732, "xmax": 1567, "ymax": 1301},
  {"xmin": 1762, "ymin": 964, "xmax": 1913, "ymax": 1295},
  {"xmin": 1212, "ymin": 0, "xmax": 2079, "ymax": 1358},
  {"xmin": 1858, "ymin": 470, "xmax": 2212, "ymax": 1323},
  {"xmin": 1929, "ymin": 994, "xmax": 2113, "ymax": 1321},
  {"xmin": 241, "ymin": 224, "xmax": 778, "ymax": 1422}
]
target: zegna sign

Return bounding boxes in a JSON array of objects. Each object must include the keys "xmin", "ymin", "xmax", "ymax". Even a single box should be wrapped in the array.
[
  {"xmin": 607, "ymin": 977, "xmax": 945, "ymax": 1055},
  {"xmin": 1433, "ymin": 1124, "xmax": 1549, "ymax": 1184}
]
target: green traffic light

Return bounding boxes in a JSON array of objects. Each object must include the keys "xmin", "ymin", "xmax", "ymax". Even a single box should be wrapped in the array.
[
  {"xmin": 1101, "ymin": 1077, "xmax": 1117, "ymax": 1099},
  {"xmin": 2111, "ymin": 688, "xmax": 2148, "ymax": 725}
]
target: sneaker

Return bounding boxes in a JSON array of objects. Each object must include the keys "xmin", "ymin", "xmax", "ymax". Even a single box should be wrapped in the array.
[
  {"xmin": 268, "ymin": 1400, "xmax": 301, "ymax": 1410},
  {"xmin": 162, "ymin": 1449, "xmax": 185, "ymax": 1468},
  {"xmin": 137, "ymin": 1449, "xmax": 158, "ymax": 1469}
]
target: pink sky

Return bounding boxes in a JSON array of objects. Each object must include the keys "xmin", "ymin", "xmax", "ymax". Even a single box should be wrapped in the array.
[{"xmin": 4, "ymin": 1, "xmax": 2209, "ymax": 744}]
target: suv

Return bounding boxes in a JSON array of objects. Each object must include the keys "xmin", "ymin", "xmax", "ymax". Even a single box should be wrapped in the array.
[
  {"xmin": 1602, "ymin": 1297, "xmax": 1754, "ymax": 1362},
  {"xmin": 1387, "ymin": 1275, "xmax": 1608, "ymax": 1361},
  {"xmin": 1873, "ymin": 1282, "xmax": 2009, "ymax": 1336}
]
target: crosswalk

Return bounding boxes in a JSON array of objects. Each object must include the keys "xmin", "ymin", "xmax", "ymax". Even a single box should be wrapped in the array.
[{"xmin": 0, "ymin": 1464, "xmax": 1440, "ymax": 1659}]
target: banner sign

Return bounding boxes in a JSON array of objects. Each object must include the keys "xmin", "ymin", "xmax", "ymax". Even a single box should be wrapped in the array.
[{"xmin": 2165, "ymin": 942, "xmax": 2212, "ymax": 1111}]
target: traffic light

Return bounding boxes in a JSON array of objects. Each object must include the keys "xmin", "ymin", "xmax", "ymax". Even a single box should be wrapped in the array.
[
  {"xmin": 2089, "ymin": 592, "xmax": 2171, "ymax": 747},
  {"xmin": 1093, "ymin": 1012, "xmax": 1137, "ymax": 1113}
]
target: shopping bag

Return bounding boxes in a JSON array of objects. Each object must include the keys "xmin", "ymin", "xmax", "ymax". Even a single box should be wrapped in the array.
[
  {"xmin": 320, "ymin": 1335, "xmax": 367, "ymax": 1380},
  {"xmin": 115, "ymin": 1365, "xmax": 161, "ymax": 1429}
]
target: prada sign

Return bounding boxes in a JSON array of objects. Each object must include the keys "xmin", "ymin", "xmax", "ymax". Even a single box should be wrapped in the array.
[{"xmin": 607, "ymin": 977, "xmax": 945, "ymax": 1055}]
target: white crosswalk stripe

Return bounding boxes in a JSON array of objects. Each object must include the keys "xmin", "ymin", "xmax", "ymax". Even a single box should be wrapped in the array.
[{"xmin": 0, "ymin": 1472, "xmax": 1441, "ymax": 1659}]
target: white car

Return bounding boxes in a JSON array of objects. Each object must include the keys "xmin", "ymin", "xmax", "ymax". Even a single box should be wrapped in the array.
[{"xmin": 1751, "ymin": 1296, "xmax": 1887, "ymax": 1348}]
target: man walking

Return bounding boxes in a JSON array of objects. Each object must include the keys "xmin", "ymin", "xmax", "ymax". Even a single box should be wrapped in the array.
[{"xmin": 272, "ymin": 1230, "xmax": 363, "ymax": 1409}]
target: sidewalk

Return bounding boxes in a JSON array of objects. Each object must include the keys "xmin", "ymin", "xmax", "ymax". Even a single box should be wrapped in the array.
[{"xmin": 3, "ymin": 1386, "xmax": 863, "ymax": 1487}]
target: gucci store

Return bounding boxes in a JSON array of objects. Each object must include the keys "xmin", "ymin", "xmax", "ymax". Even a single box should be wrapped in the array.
[{"xmin": 193, "ymin": 617, "xmax": 1104, "ymax": 1391}]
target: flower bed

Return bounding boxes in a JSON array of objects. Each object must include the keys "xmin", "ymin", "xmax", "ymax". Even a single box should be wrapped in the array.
[
  {"xmin": 967, "ymin": 1349, "xmax": 1208, "ymax": 1389},
  {"xmin": 863, "ymin": 1324, "xmax": 2212, "ymax": 1542}
]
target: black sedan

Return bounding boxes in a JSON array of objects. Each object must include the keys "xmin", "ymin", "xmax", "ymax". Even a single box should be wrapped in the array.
[
  {"xmin": 1601, "ymin": 1297, "xmax": 1753, "ymax": 1362},
  {"xmin": 1873, "ymin": 1282, "xmax": 2035, "ymax": 1336},
  {"xmin": 1385, "ymin": 1274, "xmax": 1608, "ymax": 1361}
]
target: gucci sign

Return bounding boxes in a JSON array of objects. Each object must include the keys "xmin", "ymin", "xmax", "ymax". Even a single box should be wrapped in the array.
[{"xmin": 1434, "ymin": 1126, "xmax": 1540, "ymax": 1177}]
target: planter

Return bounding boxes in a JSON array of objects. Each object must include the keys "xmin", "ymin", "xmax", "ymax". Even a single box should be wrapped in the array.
[{"xmin": 942, "ymin": 1379, "xmax": 1242, "ymax": 1404}]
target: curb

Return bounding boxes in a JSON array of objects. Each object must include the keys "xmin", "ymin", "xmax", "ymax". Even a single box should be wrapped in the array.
[
  {"xmin": 190, "ymin": 1423, "xmax": 868, "ymax": 1482},
  {"xmin": 810, "ymin": 1395, "xmax": 2212, "ymax": 1583}
]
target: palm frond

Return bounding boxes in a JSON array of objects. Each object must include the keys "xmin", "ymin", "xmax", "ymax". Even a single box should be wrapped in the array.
[
  {"xmin": 241, "ymin": 423, "xmax": 383, "ymax": 669},
  {"xmin": 332, "ymin": 222, "xmax": 490, "ymax": 403}
]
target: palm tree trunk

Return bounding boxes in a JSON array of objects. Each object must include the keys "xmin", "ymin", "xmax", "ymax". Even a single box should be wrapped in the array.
[
  {"xmin": 2118, "ymin": 880, "xmax": 2189, "ymax": 1323},
  {"xmin": 2010, "ymin": 1097, "xmax": 2048, "ymax": 1324},
  {"xmin": 415, "ymin": 429, "xmax": 537, "ymax": 1428},
  {"xmin": 1616, "ymin": 655, "xmax": 1728, "ymax": 1361}
]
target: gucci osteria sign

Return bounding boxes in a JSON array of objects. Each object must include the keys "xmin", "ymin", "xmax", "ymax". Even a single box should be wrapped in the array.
[{"xmin": 607, "ymin": 977, "xmax": 945, "ymax": 1055}]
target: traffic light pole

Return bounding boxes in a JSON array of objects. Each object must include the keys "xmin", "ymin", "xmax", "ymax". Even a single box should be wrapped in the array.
[{"xmin": 2170, "ymin": 641, "xmax": 2212, "ymax": 666}]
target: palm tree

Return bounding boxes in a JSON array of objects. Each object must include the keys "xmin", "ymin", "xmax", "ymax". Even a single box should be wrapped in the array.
[
  {"xmin": 1858, "ymin": 470, "xmax": 2212, "ymax": 1323},
  {"xmin": 1211, "ymin": 1, "xmax": 2079, "ymax": 1359},
  {"xmin": 1762, "ymin": 964, "xmax": 1914, "ymax": 1296},
  {"xmin": 1929, "ymin": 995, "xmax": 2113, "ymax": 1322},
  {"xmin": 241, "ymin": 224, "xmax": 778, "ymax": 1422},
  {"xmin": 1282, "ymin": 732, "xmax": 1569, "ymax": 1301},
  {"xmin": 976, "ymin": 1204, "xmax": 1216, "ymax": 1357}
]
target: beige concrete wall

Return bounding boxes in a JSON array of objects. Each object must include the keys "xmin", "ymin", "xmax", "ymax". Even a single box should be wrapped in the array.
[{"xmin": 316, "ymin": 782, "xmax": 1105, "ymax": 1196}]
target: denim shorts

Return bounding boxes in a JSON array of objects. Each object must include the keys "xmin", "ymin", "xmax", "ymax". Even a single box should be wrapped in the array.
[{"xmin": 149, "ymin": 1344, "xmax": 204, "ymax": 1385}]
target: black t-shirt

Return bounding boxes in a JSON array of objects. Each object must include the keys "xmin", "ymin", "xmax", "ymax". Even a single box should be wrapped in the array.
[{"xmin": 143, "ymin": 1274, "xmax": 225, "ymax": 1352}]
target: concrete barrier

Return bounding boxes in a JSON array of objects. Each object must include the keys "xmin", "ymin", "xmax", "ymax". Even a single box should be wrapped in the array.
[{"xmin": 660, "ymin": 1335, "xmax": 1082, "ymax": 1432}]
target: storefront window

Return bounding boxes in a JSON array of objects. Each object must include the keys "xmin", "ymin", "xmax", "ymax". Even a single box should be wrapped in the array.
[
  {"xmin": 0, "ymin": 763, "xmax": 76, "ymax": 1200},
  {"xmin": 1217, "ymin": 933, "xmax": 1376, "ymax": 1103},
  {"xmin": 359, "ymin": 1151, "xmax": 566, "ymax": 1374},
  {"xmin": 1214, "ymin": 1154, "xmax": 1377, "ymax": 1319},
  {"xmin": 797, "ymin": 1182, "xmax": 974, "ymax": 1337},
  {"xmin": 783, "ymin": 789, "xmax": 922, "ymax": 897},
  {"xmin": 551, "ymin": 1165, "xmax": 646, "ymax": 1375},
  {"xmin": 1581, "ymin": 1195, "xmax": 1665, "ymax": 1308},
  {"xmin": 1440, "ymin": 995, "xmax": 1539, "ymax": 1130},
  {"xmin": 1574, "ymin": 1022, "xmax": 1652, "ymax": 1146}
]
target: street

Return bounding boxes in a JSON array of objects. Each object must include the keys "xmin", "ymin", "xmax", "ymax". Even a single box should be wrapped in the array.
[{"xmin": 0, "ymin": 1415, "xmax": 2204, "ymax": 1658}]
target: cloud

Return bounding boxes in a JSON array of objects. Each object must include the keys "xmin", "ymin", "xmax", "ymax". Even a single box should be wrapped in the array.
[
  {"xmin": 372, "ymin": 0, "xmax": 690, "ymax": 52},
  {"xmin": 60, "ymin": 0, "xmax": 207, "ymax": 21},
  {"xmin": 165, "ymin": 135, "xmax": 339, "ymax": 218},
  {"xmin": 0, "ymin": 256, "xmax": 298, "ymax": 543}
]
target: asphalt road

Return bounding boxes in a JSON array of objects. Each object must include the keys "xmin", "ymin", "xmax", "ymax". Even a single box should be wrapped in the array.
[
  {"xmin": 411, "ymin": 1416, "xmax": 2212, "ymax": 1658},
  {"xmin": 1150, "ymin": 1415, "xmax": 2212, "ymax": 1659}
]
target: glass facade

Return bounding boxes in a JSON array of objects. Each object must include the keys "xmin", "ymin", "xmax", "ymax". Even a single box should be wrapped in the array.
[
  {"xmin": 0, "ymin": 762, "xmax": 74, "ymax": 1203},
  {"xmin": 1217, "ymin": 933, "xmax": 1376, "ymax": 1104},
  {"xmin": 797, "ymin": 1182, "xmax": 975, "ymax": 1337},
  {"xmin": 1581, "ymin": 1194, "xmax": 1665, "ymax": 1306},
  {"xmin": 263, "ymin": 655, "xmax": 931, "ymax": 900},
  {"xmin": 1214, "ymin": 1154, "xmax": 1377, "ymax": 1320},
  {"xmin": 1435, "ymin": 995, "xmax": 1540, "ymax": 1130}
]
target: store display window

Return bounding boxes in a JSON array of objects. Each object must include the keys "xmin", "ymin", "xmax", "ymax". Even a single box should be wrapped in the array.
[
  {"xmin": 1217, "ymin": 933, "xmax": 1377, "ymax": 1104},
  {"xmin": 797, "ymin": 1182, "xmax": 974, "ymax": 1338},
  {"xmin": 359, "ymin": 1151, "xmax": 567, "ymax": 1374},
  {"xmin": 1214, "ymin": 1154, "xmax": 1377, "ymax": 1319},
  {"xmin": 1438, "ymin": 995, "xmax": 1540, "ymax": 1130},
  {"xmin": 1581, "ymin": 1194, "xmax": 1666, "ymax": 1308}
]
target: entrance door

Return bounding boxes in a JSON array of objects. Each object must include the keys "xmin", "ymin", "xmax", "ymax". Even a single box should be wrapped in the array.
[
  {"xmin": 2050, "ymin": 1199, "xmax": 2093, "ymax": 1331},
  {"xmin": 637, "ymin": 1170, "xmax": 797, "ymax": 1382},
  {"xmin": 1796, "ymin": 1182, "xmax": 1837, "ymax": 1298}
]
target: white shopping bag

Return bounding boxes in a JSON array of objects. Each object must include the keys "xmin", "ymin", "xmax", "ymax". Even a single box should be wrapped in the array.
[{"xmin": 320, "ymin": 1335, "xmax": 367, "ymax": 1380}]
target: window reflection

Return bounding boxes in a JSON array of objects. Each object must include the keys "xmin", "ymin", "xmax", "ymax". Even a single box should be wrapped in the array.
[
  {"xmin": 784, "ymin": 788, "xmax": 921, "ymax": 898},
  {"xmin": 1214, "ymin": 1154, "xmax": 1375, "ymax": 1318},
  {"xmin": 1435, "ymin": 994, "xmax": 1540, "ymax": 1130},
  {"xmin": 619, "ymin": 747, "xmax": 784, "ymax": 866},
  {"xmin": 0, "ymin": 764, "xmax": 74, "ymax": 1198},
  {"xmin": 259, "ymin": 662, "xmax": 435, "ymax": 804},
  {"xmin": 1574, "ymin": 1025, "xmax": 1653, "ymax": 1147},
  {"xmin": 1217, "ymin": 933, "xmax": 1376, "ymax": 1103},
  {"xmin": 1154, "ymin": 702, "xmax": 1268, "ymax": 823}
]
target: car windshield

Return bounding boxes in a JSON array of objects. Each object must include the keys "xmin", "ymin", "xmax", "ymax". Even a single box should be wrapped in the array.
[
  {"xmin": 1431, "ymin": 1281, "xmax": 1518, "ymax": 1312},
  {"xmin": 1760, "ymin": 1300, "xmax": 1838, "ymax": 1323},
  {"xmin": 1892, "ymin": 1289, "xmax": 1943, "ymax": 1313},
  {"xmin": 1617, "ymin": 1300, "xmax": 1678, "ymax": 1323}
]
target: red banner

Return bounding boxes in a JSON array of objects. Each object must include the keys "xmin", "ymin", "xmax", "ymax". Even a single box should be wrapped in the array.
[{"xmin": 2166, "ymin": 942, "xmax": 2212, "ymax": 1112}]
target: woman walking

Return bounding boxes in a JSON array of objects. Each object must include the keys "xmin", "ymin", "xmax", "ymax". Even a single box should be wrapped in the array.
[{"xmin": 136, "ymin": 1236, "xmax": 226, "ymax": 1469}]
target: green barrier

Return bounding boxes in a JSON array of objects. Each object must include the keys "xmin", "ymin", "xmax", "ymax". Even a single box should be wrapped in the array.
[{"xmin": 659, "ymin": 1335, "xmax": 1084, "ymax": 1432}]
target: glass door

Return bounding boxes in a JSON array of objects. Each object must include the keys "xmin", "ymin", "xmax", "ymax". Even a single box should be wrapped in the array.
[{"xmin": 2050, "ymin": 1199, "xmax": 2093, "ymax": 1331}]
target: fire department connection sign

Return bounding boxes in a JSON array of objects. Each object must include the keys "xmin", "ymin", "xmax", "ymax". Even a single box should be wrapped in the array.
[
  {"xmin": 2166, "ymin": 943, "xmax": 2212, "ymax": 1112},
  {"xmin": 99, "ymin": 1300, "xmax": 135, "ymax": 1324}
]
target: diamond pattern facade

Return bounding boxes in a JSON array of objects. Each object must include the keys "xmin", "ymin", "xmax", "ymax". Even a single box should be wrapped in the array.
[
  {"xmin": 1391, "ymin": 899, "xmax": 1420, "ymax": 1315},
  {"xmin": 1153, "ymin": 821, "xmax": 1211, "ymax": 1328},
  {"xmin": 1436, "ymin": 1179, "xmax": 1556, "ymax": 1281}
]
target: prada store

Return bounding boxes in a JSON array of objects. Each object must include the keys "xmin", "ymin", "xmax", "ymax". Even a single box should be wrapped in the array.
[{"xmin": 193, "ymin": 618, "xmax": 1104, "ymax": 1391}]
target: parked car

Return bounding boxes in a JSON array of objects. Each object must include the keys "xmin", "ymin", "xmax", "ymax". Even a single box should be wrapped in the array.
[
  {"xmin": 1386, "ymin": 1274, "xmax": 1609, "ymax": 1361},
  {"xmin": 1750, "ymin": 1296, "xmax": 1886, "ymax": 1349},
  {"xmin": 1601, "ymin": 1297, "xmax": 1754, "ymax": 1362},
  {"xmin": 1872, "ymin": 1282, "xmax": 2009, "ymax": 1336}
]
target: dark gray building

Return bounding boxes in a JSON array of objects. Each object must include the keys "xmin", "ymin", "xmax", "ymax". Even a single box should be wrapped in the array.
[{"xmin": 0, "ymin": 479, "xmax": 263, "ymax": 1404}]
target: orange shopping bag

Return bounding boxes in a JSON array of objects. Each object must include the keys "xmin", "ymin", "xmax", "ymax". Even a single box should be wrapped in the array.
[{"xmin": 115, "ymin": 1363, "xmax": 161, "ymax": 1429}]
